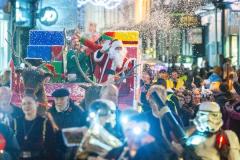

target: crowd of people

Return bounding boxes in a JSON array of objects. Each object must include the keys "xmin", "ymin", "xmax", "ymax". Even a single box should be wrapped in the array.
[{"xmin": 0, "ymin": 58, "xmax": 240, "ymax": 160}]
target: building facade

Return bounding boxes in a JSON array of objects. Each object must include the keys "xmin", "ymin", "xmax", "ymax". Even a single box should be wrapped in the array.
[
  {"xmin": 198, "ymin": 1, "xmax": 240, "ymax": 67},
  {"xmin": 0, "ymin": 2, "xmax": 10, "ymax": 73}
]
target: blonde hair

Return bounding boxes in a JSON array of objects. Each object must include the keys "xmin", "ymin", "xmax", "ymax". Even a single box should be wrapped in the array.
[{"xmin": 214, "ymin": 67, "xmax": 222, "ymax": 75}]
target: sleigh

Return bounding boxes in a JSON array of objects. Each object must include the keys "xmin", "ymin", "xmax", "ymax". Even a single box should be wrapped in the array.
[{"xmin": 10, "ymin": 30, "xmax": 140, "ymax": 110}]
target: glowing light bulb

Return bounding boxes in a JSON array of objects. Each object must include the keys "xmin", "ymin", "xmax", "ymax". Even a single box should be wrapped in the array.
[
  {"xmin": 121, "ymin": 116, "xmax": 128, "ymax": 124},
  {"xmin": 133, "ymin": 126, "xmax": 142, "ymax": 135}
]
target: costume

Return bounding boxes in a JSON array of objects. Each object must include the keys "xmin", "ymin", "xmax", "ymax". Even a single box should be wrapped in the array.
[
  {"xmin": 76, "ymin": 99, "xmax": 122, "ymax": 160},
  {"xmin": 166, "ymin": 78, "xmax": 185, "ymax": 90},
  {"xmin": 20, "ymin": 67, "xmax": 50, "ymax": 116},
  {"xmin": 187, "ymin": 102, "xmax": 240, "ymax": 160},
  {"xmin": 66, "ymin": 50, "xmax": 93, "ymax": 83},
  {"xmin": 79, "ymin": 36, "xmax": 134, "ymax": 85}
]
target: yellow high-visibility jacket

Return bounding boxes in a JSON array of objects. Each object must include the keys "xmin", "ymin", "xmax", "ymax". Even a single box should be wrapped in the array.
[{"xmin": 166, "ymin": 78, "xmax": 185, "ymax": 90}]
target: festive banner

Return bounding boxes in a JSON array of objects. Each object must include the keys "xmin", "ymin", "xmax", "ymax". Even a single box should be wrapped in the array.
[{"xmin": 11, "ymin": 82, "xmax": 89, "ymax": 106}]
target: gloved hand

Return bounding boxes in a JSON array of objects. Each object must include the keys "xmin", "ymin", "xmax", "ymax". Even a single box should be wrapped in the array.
[{"xmin": 100, "ymin": 40, "xmax": 111, "ymax": 53}]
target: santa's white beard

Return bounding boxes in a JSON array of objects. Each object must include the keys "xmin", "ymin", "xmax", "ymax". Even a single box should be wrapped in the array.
[{"xmin": 109, "ymin": 48, "xmax": 126, "ymax": 68}]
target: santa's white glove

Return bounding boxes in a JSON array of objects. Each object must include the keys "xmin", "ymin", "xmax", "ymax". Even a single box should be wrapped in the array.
[{"xmin": 100, "ymin": 40, "xmax": 111, "ymax": 53}]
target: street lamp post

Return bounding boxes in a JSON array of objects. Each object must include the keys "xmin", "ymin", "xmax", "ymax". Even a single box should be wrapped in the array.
[{"xmin": 212, "ymin": 0, "xmax": 224, "ymax": 64}]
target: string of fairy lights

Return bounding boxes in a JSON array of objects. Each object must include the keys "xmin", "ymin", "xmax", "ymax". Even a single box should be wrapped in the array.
[{"xmin": 77, "ymin": 0, "xmax": 122, "ymax": 9}]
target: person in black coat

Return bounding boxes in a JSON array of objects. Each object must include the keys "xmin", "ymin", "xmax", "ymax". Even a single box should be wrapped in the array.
[
  {"xmin": 0, "ymin": 87, "xmax": 24, "ymax": 128},
  {"xmin": 0, "ymin": 122, "xmax": 20, "ymax": 160},
  {"xmin": 106, "ymin": 108, "xmax": 178, "ymax": 160},
  {"xmin": 215, "ymin": 83, "xmax": 233, "ymax": 108},
  {"xmin": 140, "ymin": 68, "xmax": 153, "ymax": 112},
  {"xmin": 105, "ymin": 109, "xmax": 164, "ymax": 160},
  {"xmin": 179, "ymin": 91, "xmax": 194, "ymax": 127},
  {"xmin": 133, "ymin": 85, "xmax": 180, "ymax": 159},
  {"xmin": 45, "ymin": 88, "xmax": 87, "ymax": 160},
  {"xmin": 15, "ymin": 95, "xmax": 48, "ymax": 160}
]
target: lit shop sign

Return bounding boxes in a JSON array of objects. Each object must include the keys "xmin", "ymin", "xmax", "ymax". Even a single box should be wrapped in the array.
[
  {"xmin": 179, "ymin": 15, "xmax": 200, "ymax": 27},
  {"xmin": 38, "ymin": 7, "xmax": 58, "ymax": 26}
]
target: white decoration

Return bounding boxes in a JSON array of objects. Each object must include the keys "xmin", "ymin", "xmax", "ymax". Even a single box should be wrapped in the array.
[
  {"xmin": 77, "ymin": 0, "xmax": 122, "ymax": 9},
  {"xmin": 77, "ymin": 0, "xmax": 90, "ymax": 8}
]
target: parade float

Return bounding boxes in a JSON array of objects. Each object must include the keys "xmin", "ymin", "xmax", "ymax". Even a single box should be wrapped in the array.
[{"xmin": 10, "ymin": 30, "xmax": 140, "ymax": 110}]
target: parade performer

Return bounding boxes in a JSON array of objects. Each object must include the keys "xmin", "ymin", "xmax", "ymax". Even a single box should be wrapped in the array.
[
  {"xmin": 72, "ymin": 33, "xmax": 134, "ymax": 85},
  {"xmin": 66, "ymin": 31, "xmax": 93, "ymax": 82},
  {"xmin": 20, "ymin": 67, "xmax": 51, "ymax": 116},
  {"xmin": 76, "ymin": 99, "xmax": 122, "ymax": 160},
  {"xmin": 187, "ymin": 102, "xmax": 240, "ymax": 160}
]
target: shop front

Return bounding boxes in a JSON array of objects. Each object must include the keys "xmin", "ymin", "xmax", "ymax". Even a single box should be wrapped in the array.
[
  {"xmin": 224, "ymin": 9, "xmax": 240, "ymax": 66},
  {"xmin": 0, "ymin": 1, "xmax": 10, "ymax": 73}
]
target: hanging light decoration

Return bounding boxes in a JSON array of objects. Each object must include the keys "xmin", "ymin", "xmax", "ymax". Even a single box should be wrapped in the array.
[
  {"xmin": 77, "ymin": 0, "xmax": 122, "ymax": 9},
  {"xmin": 90, "ymin": 0, "xmax": 110, "ymax": 6},
  {"xmin": 77, "ymin": 0, "xmax": 90, "ymax": 8},
  {"xmin": 104, "ymin": 0, "xmax": 122, "ymax": 9}
]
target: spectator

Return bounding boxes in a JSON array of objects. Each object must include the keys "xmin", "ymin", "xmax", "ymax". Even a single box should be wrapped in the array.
[
  {"xmin": 0, "ymin": 87, "xmax": 23, "ymax": 128},
  {"xmin": 0, "ymin": 70, "xmax": 11, "ymax": 87},
  {"xmin": 45, "ymin": 88, "xmax": 87, "ymax": 160},
  {"xmin": 15, "ymin": 94, "xmax": 47, "ymax": 160},
  {"xmin": 140, "ymin": 68, "xmax": 153, "ymax": 112},
  {"xmin": 0, "ymin": 122, "xmax": 20, "ymax": 160}
]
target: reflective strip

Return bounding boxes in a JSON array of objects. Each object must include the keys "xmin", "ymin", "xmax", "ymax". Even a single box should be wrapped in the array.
[
  {"xmin": 167, "ymin": 93, "xmax": 173, "ymax": 100},
  {"xmin": 167, "ymin": 94, "xmax": 178, "ymax": 115},
  {"xmin": 13, "ymin": 118, "xmax": 17, "ymax": 133},
  {"xmin": 43, "ymin": 119, "xmax": 47, "ymax": 141}
]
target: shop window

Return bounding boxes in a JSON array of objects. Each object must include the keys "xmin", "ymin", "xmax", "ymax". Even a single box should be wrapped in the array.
[
  {"xmin": 0, "ymin": 20, "xmax": 8, "ymax": 72},
  {"xmin": 230, "ymin": 35, "xmax": 238, "ymax": 66},
  {"xmin": 15, "ymin": 0, "xmax": 34, "ymax": 27}
]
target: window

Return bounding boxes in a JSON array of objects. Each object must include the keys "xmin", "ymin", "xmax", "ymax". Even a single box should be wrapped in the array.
[{"xmin": 0, "ymin": 20, "xmax": 8, "ymax": 73}]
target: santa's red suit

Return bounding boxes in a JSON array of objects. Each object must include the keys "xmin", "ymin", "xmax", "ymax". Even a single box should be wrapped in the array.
[{"xmin": 79, "ymin": 37, "xmax": 134, "ymax": 87}]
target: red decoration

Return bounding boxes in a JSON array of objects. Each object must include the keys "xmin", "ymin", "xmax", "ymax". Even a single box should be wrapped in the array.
[
  {"xmin": 45, "ymin": 83, "xmax": 87, "ymax": 102},
  {"xmin": 104, "ymin": 32, "xmax": 115, "ymax": 37},
  {"xmin": 216, "ymin": 131, "xmax": 229, "ymax": 150},
  {"xmin": 0, "ymin": 134, "xmax": 6, "ymax": 151},
  {"xmin": 44, "ymin": 64, "xmax": 57, "ymax": 77},
  {"xmin": 51, "ymin": 46, "xmax": 63, "ymax": 61}
]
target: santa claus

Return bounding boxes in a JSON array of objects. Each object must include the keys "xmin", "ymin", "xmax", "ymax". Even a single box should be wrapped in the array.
[{"xmin": 73, "ymin": 34, "xmax": 134, "ymax": 86}]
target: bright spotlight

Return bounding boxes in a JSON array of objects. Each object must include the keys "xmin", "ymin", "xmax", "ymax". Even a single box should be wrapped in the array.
[
  {"xmin": 89, "ymin": 112, "xmax": 96, "ymax": 118},
  {"xmin": 133, "ymin": 126, "xmax": 142, "ymax": 135},
  {"xmin": 121, "ymin": 116, "xmax": 128, "ymax": 124}
]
